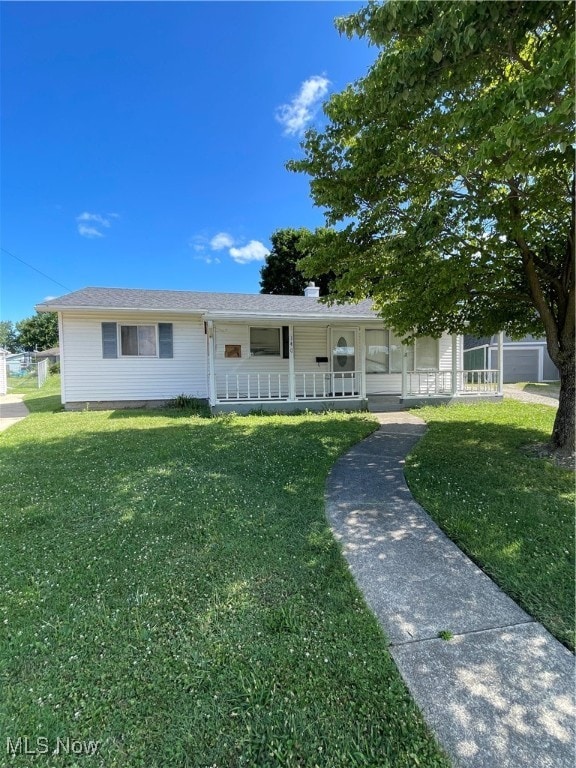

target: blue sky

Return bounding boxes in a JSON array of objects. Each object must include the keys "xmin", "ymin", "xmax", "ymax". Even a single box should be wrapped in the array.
[{"xmin": 1, "ymin": 1, "xmax": 374, "ymax": 322}]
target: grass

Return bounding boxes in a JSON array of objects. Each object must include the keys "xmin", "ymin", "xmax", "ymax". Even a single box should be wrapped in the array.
[
  {"xmin": 404, "ymin": 399, "xmax": 575, "ymax": 650},
  {"xmin": 6, "ymin": 370, "xmax": 40, "ymax": 393},
  {"xmin": 0, "ymin": 378, "xmax": 449, "ymax": 768}
]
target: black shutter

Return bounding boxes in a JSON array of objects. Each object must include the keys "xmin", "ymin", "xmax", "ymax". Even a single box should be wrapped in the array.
[
  {"xmin": 282, "ymin": 326, "xmax": 289, "ymax": 359},
  {"xmin": 102, "ymin": 323, "xmax": 118, "ymax": 358},
  {"xmin": 158, "ymin": 323, "xmax": 173, "ymax": 358}
]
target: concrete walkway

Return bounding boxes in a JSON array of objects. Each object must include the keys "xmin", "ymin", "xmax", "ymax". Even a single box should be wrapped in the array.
[
  {"xmin": 326, "ymin": 412, "xmax": 575, "ymax": 768},
  {"xmin": 0, "ymin": 394, "xmax": 29, "ymax": 432}
]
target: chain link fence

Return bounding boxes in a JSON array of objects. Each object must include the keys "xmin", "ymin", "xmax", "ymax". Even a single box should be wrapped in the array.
[{"xmin": 4, "ymin": 359, "xmax": 52, "ymax": 392}]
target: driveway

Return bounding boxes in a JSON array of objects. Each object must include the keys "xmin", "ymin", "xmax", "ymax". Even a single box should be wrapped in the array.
[
  {"xmin": 503, "ymin": 385, "xmax": 559, "ymax": 407},
  {"xmin": 0, "ymin": 394, "xmax": 29, "ymax": 432}
]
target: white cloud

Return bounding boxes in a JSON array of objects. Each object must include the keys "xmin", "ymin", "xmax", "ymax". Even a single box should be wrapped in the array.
[
  {"xmin": 190, "ymin": 232, "xmax": 269, "ymax": 265},
  {"xmin": 229, "ymin": 240, "xmax": 269, "ymax": 264},
  {"xmin": 276, "ymin": 75, "xmax": 330, "ymax": 136},
  {"xmin": 77, "ymin": 225, "xmax": 105, "ymax": 238},
  {"xmin": 76, "ymin": 211, "xmax": 118, "ymax": 238},
  {"xmin": 210, "ymin": 232, "xmax": 235, "ymax": 251}
]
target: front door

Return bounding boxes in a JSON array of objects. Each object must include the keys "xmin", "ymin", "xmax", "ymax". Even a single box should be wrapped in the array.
[{"xmin": 331, "ymin": 328, "xmax": 357, "ymax": 394}]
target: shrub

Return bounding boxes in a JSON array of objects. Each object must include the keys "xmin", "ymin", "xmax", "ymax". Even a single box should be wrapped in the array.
[{"xmin": 166, "ymin": 394, "xmax": 210, "ymax": 416}]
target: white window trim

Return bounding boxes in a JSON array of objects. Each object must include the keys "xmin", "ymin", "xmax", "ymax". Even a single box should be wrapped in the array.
[
  {"xmin": 119, "ymin": 324, "xmax": 159, "ymax": 358},
  {"xmin": 249, "ymin": 326, "xmax": 282, "ymax": 357}
]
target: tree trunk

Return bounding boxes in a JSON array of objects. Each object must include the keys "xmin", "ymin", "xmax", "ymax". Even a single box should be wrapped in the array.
[{"xmin": 552, "ymin": 350, "xmax": 575, "ymax": 455}]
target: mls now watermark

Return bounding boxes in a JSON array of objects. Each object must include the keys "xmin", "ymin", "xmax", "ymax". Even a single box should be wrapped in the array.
[{"xmin": 6, "ymin": 736, "xmax": 101, "ymax": 756}]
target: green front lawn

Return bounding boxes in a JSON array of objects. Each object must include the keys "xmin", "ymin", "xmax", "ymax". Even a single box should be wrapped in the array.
[
  {"xmin": 0, "ymin": 380, "xmax": 449, "ymax": 768},
  {"xmin": 405, "ymin": 400, "xmax": 575, "ymax": 650}
]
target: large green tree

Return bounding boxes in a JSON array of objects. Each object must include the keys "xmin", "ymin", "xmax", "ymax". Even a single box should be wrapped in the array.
[
  {"xmin": 0, "ymin": 321, "xmax": 19, "ymax": 353},
  {"xmin": 260, "ymin": 228, "xmax": 332, "ymax": 295},
  {"xmin": 289, "ymin": 0, "xmax": 574, "ymax": 453},
  {"xmin": 16, "ymin": 312, "xmax": 59, "ymax": 352}
]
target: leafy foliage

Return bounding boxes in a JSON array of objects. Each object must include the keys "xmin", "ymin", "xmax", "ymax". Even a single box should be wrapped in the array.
[
  {"xmin": 289, "ymin": 0, "xmax": 574, "ymax": 449},
  {"xmin": 0, "ymin": 320, "xmax": 19, "ymax": 352},
  {"xmin": 259, "ymin": 228, "xmax": 333, "ymax": 295},
  {"xmin": 15, "ymin": 311, "xmax": 59, "ymax": 351}
]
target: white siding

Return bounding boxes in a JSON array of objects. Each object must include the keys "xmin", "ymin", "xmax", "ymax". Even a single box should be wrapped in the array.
[
  {"xmin": 61, "ymin": 312, "xmax": 208, "ymax": 403},
  {"xmin": 365, "ymin": 373, "xmax": 403, "ymax": 394},
  {"xmin": 437, "ymin": 334, "xmax": 461, "ymax": 370},
  {"xmin": 293, "ymin": 326, "xmax": 331, "ymax": 398},
  {"xmin": 294, "ymin": 326, "xmax": 329, "ymax": 372}
]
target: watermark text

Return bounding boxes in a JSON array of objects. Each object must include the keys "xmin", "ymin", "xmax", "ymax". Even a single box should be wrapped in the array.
[{"xmin": 6, "ymin": 736, "xmax": 101, "ymax": 757}]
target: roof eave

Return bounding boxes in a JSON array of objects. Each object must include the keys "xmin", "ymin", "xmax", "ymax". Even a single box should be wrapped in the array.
[
  {"xmin": 35, "ymin": 304, "xmax": 206, "ymax": 314},
  {"xmin": 202, "ymin": 311, "xmax": 377, "ymax": 322}
]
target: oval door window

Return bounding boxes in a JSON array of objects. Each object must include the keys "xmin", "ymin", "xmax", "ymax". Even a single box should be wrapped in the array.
[{"xmin": 336, "ymin": 336, "xmax": 348, "ymax": 368}]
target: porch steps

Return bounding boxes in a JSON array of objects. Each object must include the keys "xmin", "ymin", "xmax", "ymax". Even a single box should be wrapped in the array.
[{"xmin": 366, "ymin": 395, "xmax": 407, "ymax": 413}]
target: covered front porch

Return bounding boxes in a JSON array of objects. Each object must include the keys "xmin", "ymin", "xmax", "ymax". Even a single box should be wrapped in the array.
[{"xmin": 205, "ymin": 318, "xmax": 504, "ymax": 412}]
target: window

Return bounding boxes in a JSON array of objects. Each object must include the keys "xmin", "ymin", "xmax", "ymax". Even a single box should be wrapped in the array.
[
  {"xmin": 101, "ymin": 322, "xmax": 173, "ymax": 359},
  {"xmin": 250, "ymin": 327, "xmax": 281, "ymax": 356},
  {"xmin": 365, "ymin": 329, "xmax": 388, "ymax": 373},
  {"xmin": 415, "ymin": 337, "xmax": 439, "ymax": 370},
  {"xmin": 365, "ymin": 330, "xmax": 414, "ymax": 373},
  {"xmin": 390, "ymin": 332, "xmax": 414, "ymax": 373},
  {"xmin": 121, "ymin": 325, "xmax": 157, "ymax": 356}
]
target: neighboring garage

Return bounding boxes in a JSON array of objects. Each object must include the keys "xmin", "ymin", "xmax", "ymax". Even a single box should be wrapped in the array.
[{"xmin": 464, "ymin": 335, "xmax": 559, "ymax": 384}]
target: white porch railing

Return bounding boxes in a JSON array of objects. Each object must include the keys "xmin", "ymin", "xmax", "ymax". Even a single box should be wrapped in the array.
[
  {"xmin": 459, "ymin": 369, "xmax": 500, "ymax": 393},
  {"xmin": 296, "ymin": 371, "xmax": 361, "ymax": 399},
  {"xmin": 217, "ymin": 372, "xmax": 290, "ymax": 401},
  {"xmin": 406, "ymin": 369, "xmax": 499, "ymax": 396},
  {"xmin": 216, "ymin": 371, "xmax": 362, "ymax": 402}
]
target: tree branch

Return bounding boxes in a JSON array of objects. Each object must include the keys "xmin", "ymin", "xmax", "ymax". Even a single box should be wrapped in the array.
[{"xmin": 507, "ymin": 182, "xmax": 561, "ymax": 360}]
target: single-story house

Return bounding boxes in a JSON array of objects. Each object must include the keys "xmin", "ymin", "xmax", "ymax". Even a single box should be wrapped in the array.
[
  {"xmin": 464, "ymin": 335, "xmax": 558, "ymax": 384},
  {"xmin": 35, "ymin": 347, "xmax": 60, "ymax": 365},
  {"xmin": 36, "ymin": 286, "xmax": 503, "ymax": 412}
]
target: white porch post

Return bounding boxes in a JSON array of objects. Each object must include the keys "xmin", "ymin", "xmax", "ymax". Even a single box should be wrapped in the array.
[
  {"xmin": 359, "ymin": 327, "xmax": 367, "ymax": 400},
  {"xmin": 401, "ymin": 344, "xmax": 408, "ymax": 398},
  {"xmin": 207, "ymin": 321, "xmax": 217, "ymax": 404},
  {"xmin": 288, "ymin": 325, "xmax": 296, "ymax": 401},
  {"xmin": 497, "ymin": 331, "xmax": 504, "ymax": 395},
  {"xmin": 451, "ymin": 334, "xmax": 459, "ymax": 396}
]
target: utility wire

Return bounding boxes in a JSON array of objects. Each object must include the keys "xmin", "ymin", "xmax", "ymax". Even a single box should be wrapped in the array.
[{"xmin": 1, "ymin": 247, "xmax": 72, "ymax": 292}]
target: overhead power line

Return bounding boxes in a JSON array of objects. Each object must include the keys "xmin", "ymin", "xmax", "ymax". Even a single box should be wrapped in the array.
[{"xmin": 1, "ymin": 247, "xmax": 72, "ymax": 293}]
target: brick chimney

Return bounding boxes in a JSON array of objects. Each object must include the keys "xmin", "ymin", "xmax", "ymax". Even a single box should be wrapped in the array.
[{"xmin": 304, "ymin": 282, "xmax": 320, "ymax": 298}]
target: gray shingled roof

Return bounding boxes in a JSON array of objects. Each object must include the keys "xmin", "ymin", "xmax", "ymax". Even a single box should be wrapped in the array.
[{"xmin": 36, "ymin": 287, "xmax": 378, "ymax": 318}]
